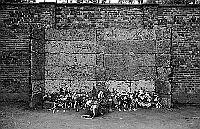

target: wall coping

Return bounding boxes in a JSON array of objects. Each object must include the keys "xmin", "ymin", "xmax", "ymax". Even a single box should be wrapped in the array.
[{"xmin": 0, "ymin": 3, "xmax": 200, "ymax": 7}]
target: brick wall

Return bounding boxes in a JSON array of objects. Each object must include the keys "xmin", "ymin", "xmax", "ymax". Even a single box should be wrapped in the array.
[
  {"xmin": 0, "ymin": 3, "xmax": 53, "ymax": 101},
  {"xmin": 170, "ymin": 6, "xmax": 200, "ymax": 103},
  {"xmin": 0, "ymin": 4, "xmax": 31, "ymax": 101},
  {"xmin": 0, "ymin": 3, "xmax": 200, "ymax": 104}
]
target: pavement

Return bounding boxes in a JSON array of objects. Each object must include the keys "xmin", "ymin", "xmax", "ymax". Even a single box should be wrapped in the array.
[{"xmin": 0, "ymin": 102, "xmax": 200, "ymax": 129}]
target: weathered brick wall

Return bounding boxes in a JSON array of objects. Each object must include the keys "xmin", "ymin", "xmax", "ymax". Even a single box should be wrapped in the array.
[
  {"xmin": 0, "ymin": 4, "xmax": 200, "ymax": 104},
  {"xmin": 170, "ymin": 6, "xmax": 200, "ymax": 103},
  {"xmin": 0, "ymin": 4, "xmax": 53, "ymax": 101},
  {"xmin": 0, "ymin": 4, "xmax": 31, "ymax": 101},
  {"xmin": 155, "ymin": 6, "xmax": 200, "ymax": 104}
]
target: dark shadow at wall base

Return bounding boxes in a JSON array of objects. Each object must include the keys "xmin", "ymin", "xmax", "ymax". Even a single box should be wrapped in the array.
[
  {"xmin": 0, "ymin": 101, "xmax": 31, "ymax": 111},
  {"xmin": 0, "ymin": 93, "xmax": 30, "ymax": 109},
  {"xmin": 171, "ymin": 100, "xmax": 200, "ymax": 109}
]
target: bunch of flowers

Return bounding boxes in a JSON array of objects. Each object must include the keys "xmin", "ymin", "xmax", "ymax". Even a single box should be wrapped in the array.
[{"xmin": 135, "ymin": 89, "xmax": 162, "ymax": 108}]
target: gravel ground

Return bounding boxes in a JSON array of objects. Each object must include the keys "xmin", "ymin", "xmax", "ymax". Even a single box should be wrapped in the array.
[{"xmin": 0, "ymin": 102, "xmax": 200, "ymax": 129}]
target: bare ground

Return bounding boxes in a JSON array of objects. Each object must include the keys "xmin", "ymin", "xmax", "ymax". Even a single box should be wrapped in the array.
[{"xmin": 0, "ymin": 102, "xmax": 200, "ymax": 129}]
